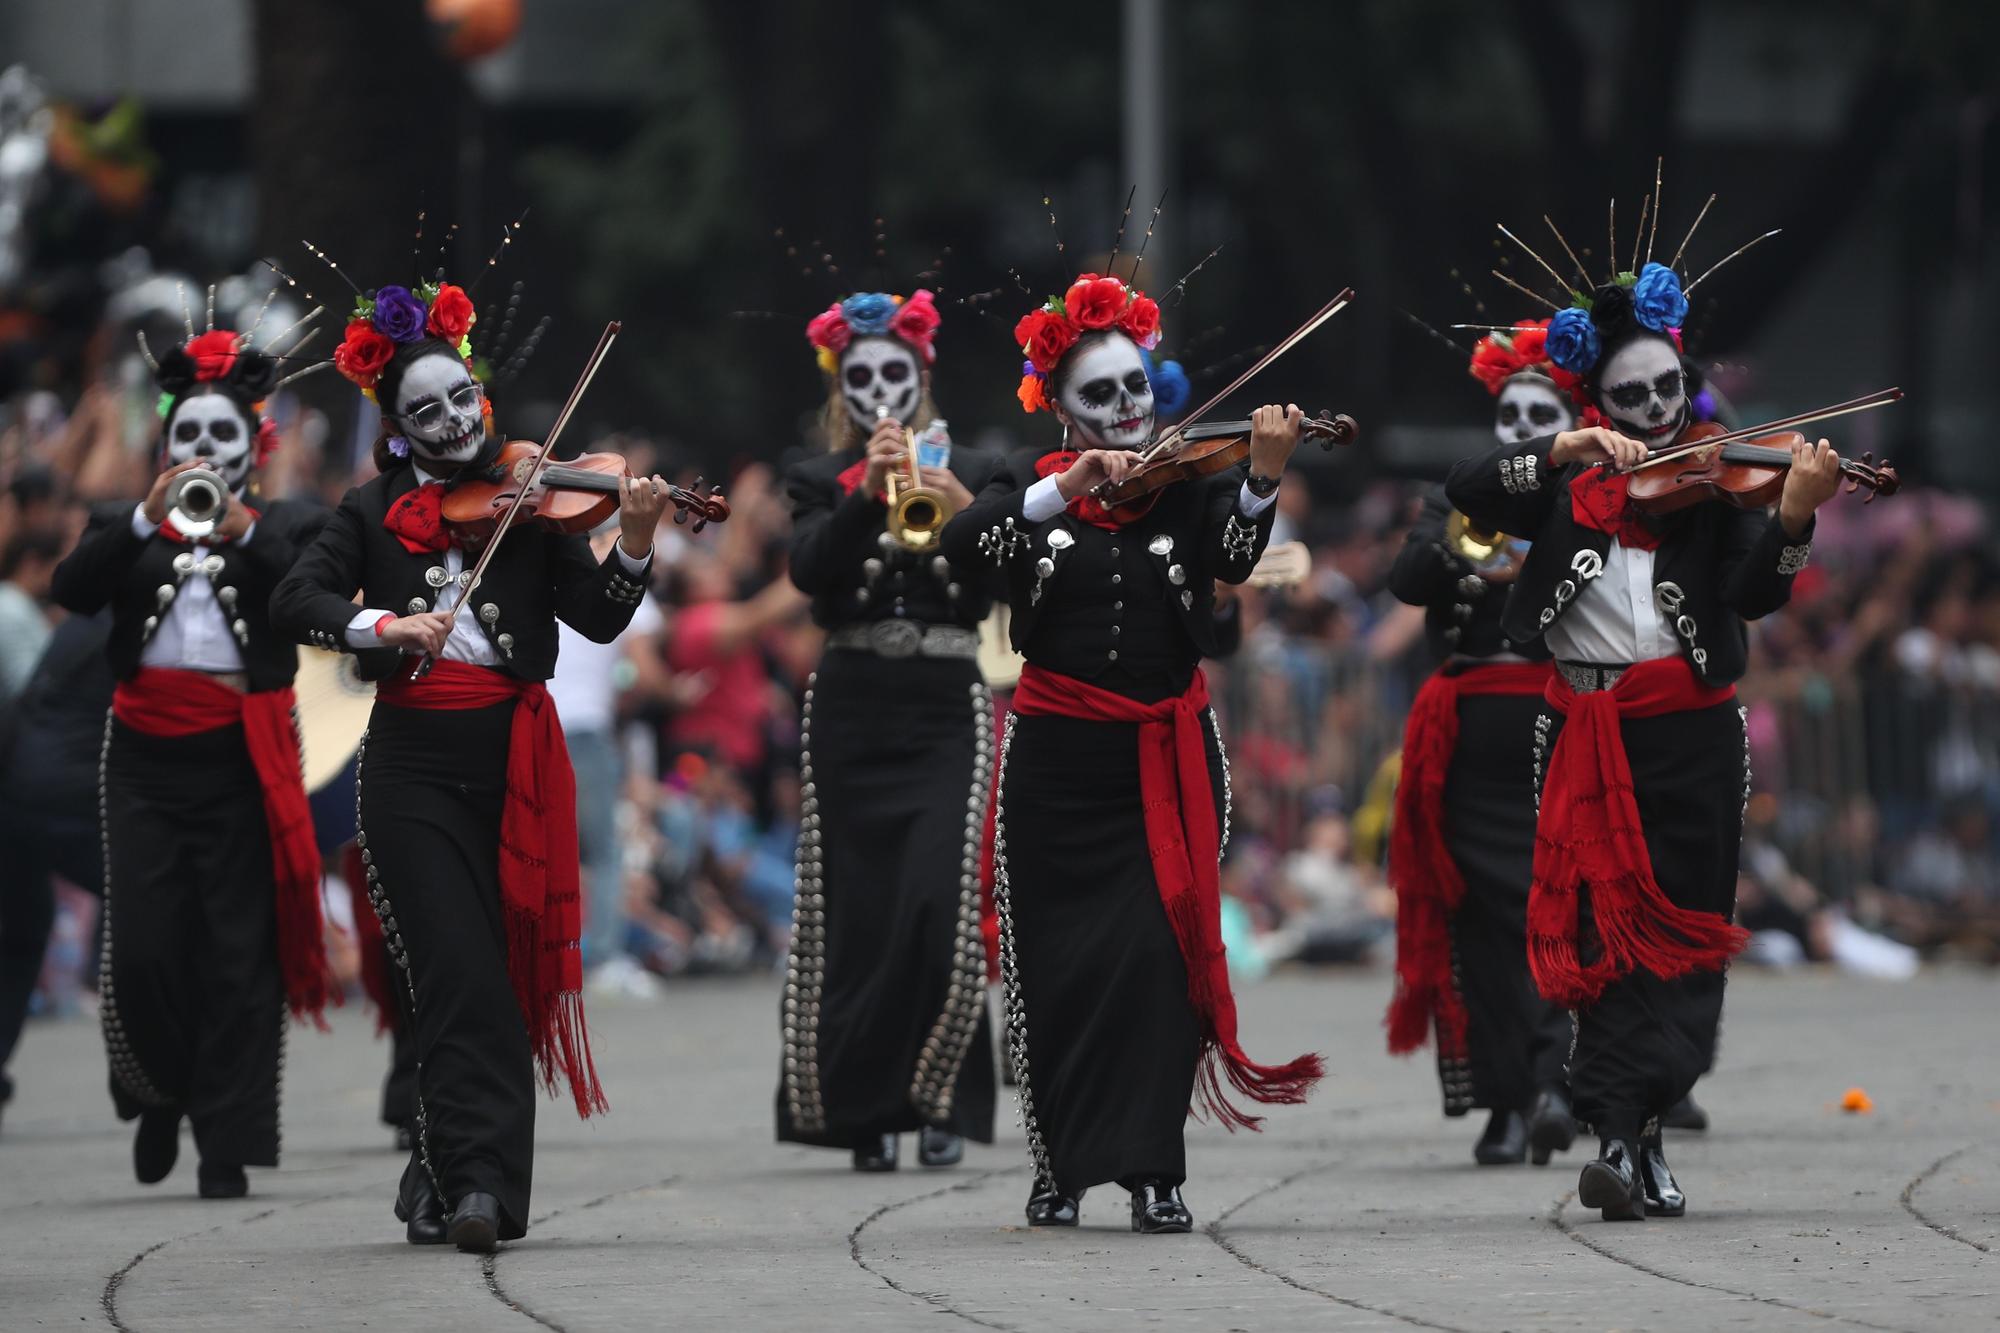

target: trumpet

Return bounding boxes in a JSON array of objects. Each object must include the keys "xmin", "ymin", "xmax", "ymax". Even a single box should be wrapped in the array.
[
  {"xmin": 1445, "ymin": 509, "xmax": 1526, "ymax": 579},
  {"xmin": 878, "ymin": 405, "xmax": 954, "ymax": 553},
  {"xmin": 163, "ymin": 468, "xmax": 230, "ymax": 541}
]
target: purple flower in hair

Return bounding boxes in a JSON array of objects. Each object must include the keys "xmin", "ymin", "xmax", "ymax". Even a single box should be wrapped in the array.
[
  {"xmin": 386, "ymin": 434, "xmax": 411, "ymax": 459},
  {"xmin": 371, "ymin": 286, "xmax": 429, "ymax": 344}
]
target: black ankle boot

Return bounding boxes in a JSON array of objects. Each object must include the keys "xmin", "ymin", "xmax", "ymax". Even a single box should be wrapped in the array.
[
  {"xmin": 1474, "ymin": 1109, "xmax": 1528, "ymax": 1165},
  {"xmin": 1527, "ymin": 1087, "xmax": 1578, "ymax": 1166},
  {"xmin": 196, "ymin": 1160, "xmax": 248, "ymax": 1200},
  {"xmin": 917, "ymin": 1127, "xmax": 962, "ymax": 1167},
  {"xmin": 1661, "ymin": 1093, "xmax": 1709, "ymax": 1132},
  {"xmin": 1639, "ymin": 1136, "xmax": 1686, "ymax": 1217},
  {"xmin": 1576, "ymin": 1139, "xmax": 1645, "ymax": 1222},
  {"xmin": 1025, "ymin": 1179, "xmax": 1080, "ymax": 1227},
  {"xmin": 134, "ymin": 1109, "xmax": 180, "ymax": 1185},
  {"xmin": 448, "ymin": 1192, "xmax": 502, "ymax": 1253},
  {"xmin": 394, "ymin": 1165, "xmax": 448, "ymax": 1245},
  {"xmin": 1129, "ymin": 1180, "xmax": 1194, "ymax": 1234},
  {"xmin": 851, "ymin": 1133, "xmax": 898, "ymax": 1172}
]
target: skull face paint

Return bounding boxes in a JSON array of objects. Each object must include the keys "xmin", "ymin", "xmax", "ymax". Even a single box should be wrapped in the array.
[
  {"xmin": 1593, "ymin": 335, "xmax": 1687, "ymax": 444},
  {"xmin": 1493, "ymin": 374, "xmax": 1575, "ymax": 445},
  {"xmin": 392, "ymin": 350, "xmax": 486, "ymax": 466},
  {"xmin": 164, "ymin": 391, "xmax": 255, "ymax": 493},
  {"xmin": 839, "ymin": 336, "xmax": 921, "ymax": 429},
  {"xmin": 1055, "ymin": 333, "xmax": 1154, "ymax": 450}
]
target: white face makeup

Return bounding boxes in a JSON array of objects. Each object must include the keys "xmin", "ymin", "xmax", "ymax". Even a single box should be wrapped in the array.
[
  {"xmin": 393, "ymin": 351, "xmax": 486, "ymax": 466},
  {"xmin": 1594, "ymin": 336, "xmax": 1687, "ymax": 444},
  {"xmin": 839, "ymin": 336, "xmax": 921, "ymax": 429},
  {"xmin": 1493, "ymin": 375, "xmax": 1575, "ymax": 445},
  {"xmin": 165, "ymin": 392, "xmax": 254, "ymax": 493},
  {"xmin": 1055, "ymin": 333, "xmax": 1154, "ymax": 450}
]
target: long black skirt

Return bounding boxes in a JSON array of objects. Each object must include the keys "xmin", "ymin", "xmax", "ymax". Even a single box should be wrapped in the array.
[
  {"xmin": 357, "ymin": 698, "xmax": 535, "ymax": 1239},
  {"xmin": 1438, "ymin": 689, "xmax": 1571, "ymax": 1116},
  {"xmin": 1538, "ymin": 697, "xmax": 1747, "ymax": 1142},
  {"xmin": 996, "ymin": 711, "xmax": 1220, "ymax": 1195},
  {"xmin": 776, "ymin": 649, "xmax": 997, "ymax": 1149},
  {"xmin": 100, "ymin": 717, "xmax": 283, "ymax": 1167}
]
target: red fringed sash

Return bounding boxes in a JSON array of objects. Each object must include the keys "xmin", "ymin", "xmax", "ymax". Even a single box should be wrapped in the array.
[
  {"xmin": 1384, "ymin": 660, "xmax": 1553, "ymax": 1057},
  {"xmin": 1011, "ymin": 664, "xmax": 1323, "ymax": 1129},
  {"xmin": 375, "ymin": 659, "xmax": 607, "ymax": 1117},
  {"xmin": 112, "ymin": 668, "xmax": 333, "ymax": 1025},
  {"xmin": 1530, "ymin": 656, "xmax": 1749, "ymax": 1006}
]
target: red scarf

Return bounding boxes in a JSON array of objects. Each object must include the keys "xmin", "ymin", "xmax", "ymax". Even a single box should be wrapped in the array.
[
  {"xmin": 835, "ymin": 457, "xmax": 871, "ymax": 497},
  {"xmin": 383, "ymin": 481, "xmax": 452, "ymax": 554},
  {"xmin": 1384, "ymin": 660, "xmax": 1553, "ymax": 1057},
  {"xmin": 1530, "ymin": 656, "xmax": 1749, "ymax": 1006},
  {"xmin": 1568, "ymin": 468, "xmax": 1663, "ymax": 552},
  {"xmin": 1011, "ymin": 664, "xmax": 1323, "ymax": 1129},
  {"xmin": 1032, "ymin": 450, "xmax": 1158, "ymax": 531},
  {"xmin": 111, "ymin": 668, "xmax": 333, "ymax": 1025},
  {"xmin": 374, "ymin": 659, "xmax": 606, "ymax": 1117}
]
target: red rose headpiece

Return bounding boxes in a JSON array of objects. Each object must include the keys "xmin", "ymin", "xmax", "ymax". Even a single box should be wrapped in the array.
[
  {"xmin": 805, "ymin": 289, "xmax": 942, "ymax": 374},
  {"xmin": 334, "ymin": 279, "xmax": 480, "ymax": 401},
  {"xmin": 1013, "ymin": 272, "xmax": 1162, "ymax": 414}
]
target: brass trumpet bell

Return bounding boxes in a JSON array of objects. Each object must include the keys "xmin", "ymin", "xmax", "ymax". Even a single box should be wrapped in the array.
[
  {"xmin": 1445, "ymin": 509, "xmax": 1524, "ymax": 577},
  {"xmin": 878, "ymin": 407, "xmax": 955, "ymax": 553}
]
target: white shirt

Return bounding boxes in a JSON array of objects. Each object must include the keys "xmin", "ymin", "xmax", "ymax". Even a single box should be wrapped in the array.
[
  {"xmin": 550, "ymin": 594, "xmax": 663, "ymax": 734},
  {"xmin": 130, "ymin": 504, "xmax": 252, "ymax": 673},
  {"xmin": 1542, "ymin": 539, "xmax": 1676, "ymax": 665},
  {"xmin": 342, "ymin": 464, "xmax": 652, "ymax": 661},
  {"xmin": 1020, "ymin": 475, "xmax": 1276, "ymax": 526}
]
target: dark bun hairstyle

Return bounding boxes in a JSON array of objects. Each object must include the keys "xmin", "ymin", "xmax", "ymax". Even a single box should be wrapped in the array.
[{"xmin": 154, "ymin": 344, "xmax": 280, "ymax": 430}]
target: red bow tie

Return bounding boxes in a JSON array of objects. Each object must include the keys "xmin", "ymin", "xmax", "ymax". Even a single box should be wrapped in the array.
[{"xmin": 383, "ymin": 481, "xmax": 453, "ymax": 554}]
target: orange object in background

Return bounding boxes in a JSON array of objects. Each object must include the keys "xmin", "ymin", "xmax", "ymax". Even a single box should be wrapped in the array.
[
  {"xmin": 1841, "ymin": 1087, "xmax": 1874, "ymax": 1113},
  {"xmin": 426, "ymin": 0, "xmax": 522, "ymax": 61}
]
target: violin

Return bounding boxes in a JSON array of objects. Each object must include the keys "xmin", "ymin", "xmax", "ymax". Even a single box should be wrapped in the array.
[
  {"xmin": 441, "ymin": 440, "xmax": 730, "ymax": 540},
  {"xmin": 1621, "ymin": 388, "xmax": 1904, "ymax": 515},
  {"xmin": 1092, "ymin": 411, "xmax": 1359, "ymax": 525}
]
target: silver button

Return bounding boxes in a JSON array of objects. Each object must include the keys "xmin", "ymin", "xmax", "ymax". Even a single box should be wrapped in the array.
[
  {"xmin": 1111, "ymin": 625, "xmax": 1121, "ymax": 636},
  {"xmin": 1107, "ymin": 650, "xmax": 1118, "ymax": 661},
  {"xmin": 425, "ymin": 566, "xmax": 450, "ymax": 588},
  {"xmin": 479, "ymin": 602, "xmax": 500, "ymax": 625},
  {"xmin": 1114, "ymin": 601, "xmax": 1124, "ymax": 611},
  {"xmin": 1111, "ymin": 574, "xmax": 1122, "ymax": 585},
  {"xmin": 407, "ymin": 597, "xmax": 428, "ymax": 614}
]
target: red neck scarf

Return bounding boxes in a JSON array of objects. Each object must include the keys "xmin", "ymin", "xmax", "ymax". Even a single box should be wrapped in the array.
[
  {"xmin": 1384, "ymin": 660, "xmax": 1553, "ymax": 1057},
  {"xmin": 111, "ymin": 669, "xmax": 333, "ymax": 1025},
  {"xmin": 1011, "ymin": 664, "xmax": 1323, "ymax": 1128},
  {"xmin": 374, "ymin": 659, "xmax": 606, "ymax": 1117},
  {"xmin": 1032, "ymin": 450, "xmax": 1158, "ymax": 531},
  {"xmin": 1568, "ymin": 467, "xmax": 1665, "ymax": 552},
  {"xmin": 835, "ymin": 456, "xmax": 871, "ymax": 497},
  {"xmin": 1529, "ymin": 657, "xmax": 1748, "ymax": 1006},
  {"xmin": 383, "ymin": 481, "xmax": 453, "ymax": 554}
]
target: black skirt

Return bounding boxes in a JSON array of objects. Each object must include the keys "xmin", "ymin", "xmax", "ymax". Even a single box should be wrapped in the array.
[
  {"xmin": 995, "ymin": 711, "xmax": 1221, "ymax": 1194},
  {"xmin": 100, "ymin": 717, "xmax": 283, "ymax": 1167},
  {"xmin": 357, "ymin": 697, "xmax": 536, "ymax": 1239},
  {"xmin": 1541, "ymin": 697, "xmax": 1747, "ymax": 1140},
  {"xmin": 1438, "ymin": 688, "xmax": 1570, "ymax": 1115},
  {"xmin": 777, "ymin": 649, "xmax": 997, "ymax": 1149}
]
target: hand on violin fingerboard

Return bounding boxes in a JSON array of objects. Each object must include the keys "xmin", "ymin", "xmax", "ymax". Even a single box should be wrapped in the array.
[
  {"xmin": 1778, "ymin": 438, "xmax": 1841, "ymax": 536},
  {"xmin": 618, "ymin": 474, "xmax": 672, "ymax": 558},
  {"xmin": 1055, "ymin": 449, "xmax": 1139, "ymax": 500},
  {"xmin": 1247, "ymin": 403, "xmax": 1305, "ymax": 476}
]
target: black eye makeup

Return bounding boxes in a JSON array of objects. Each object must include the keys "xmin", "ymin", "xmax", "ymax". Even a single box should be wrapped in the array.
[
  {"xmin": 1078, "ymin": 378, "xmax": 1118, "ymax": 407},
  {"xmin": 881, "ymin": 361, "xmax": 912, "ymax": 385},
  {"xmin": 1528, "ymin": 402, "xmax": 1563, "ymax": 425},
  {"xmin": 1606, "ymin": 370, "xmax": 1684, "ymax": 412},
  {"xmin": 174, "ymin": 420, "xmax": 203, "ymax": 442}
]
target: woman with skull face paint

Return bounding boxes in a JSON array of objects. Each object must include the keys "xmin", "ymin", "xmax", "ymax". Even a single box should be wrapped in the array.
[
  {"xmin": 779, "ymin": 290, "xmax": 1001, "ymax": 1172},
  {"xmin": 940, "ymin": 273, "xmax": 1323, "ymax": 1234},
  {"xmin": 271, "ymin": 278, "xmax": 675, "ymax": 1251},
  {"xmin": 50, "ymin": 328, "xmax": 334, "ymax": 1200},
  {"xmin": 1384, "ymin": 321, "xmax": 1577, "ymax": 1169},
  {"xmin": 1447, "ymin": 251, "xmax": 1844, "ymax": 1222}
]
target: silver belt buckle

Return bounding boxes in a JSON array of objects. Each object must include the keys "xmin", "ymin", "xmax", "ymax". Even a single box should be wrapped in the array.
[{"xmin": 869, "ymin": 619, "xmax": 922, "ymax": 659}]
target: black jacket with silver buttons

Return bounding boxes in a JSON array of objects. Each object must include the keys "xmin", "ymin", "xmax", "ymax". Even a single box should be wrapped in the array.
[
  {"xmin": 1388, "ymin": 484, "xmax": 1549, "ymax": 664},
  {"xmin": 268, "ymin": 463, "xmax": 652, "ymax": 682},
  {"xmin": 1445, "ymin": 434, "xmax": 1812, "ymax": 686},
  {"xmin": 51, "ymin": 498, "xmax": 327, "ymax": 690}
]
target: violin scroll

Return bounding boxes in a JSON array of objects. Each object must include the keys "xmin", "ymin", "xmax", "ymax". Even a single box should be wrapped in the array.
[
  {"xmin": 1847, "ymin": 451, "xmax": 1900, "ymax": 503},
  {"xmin": 1303, "ymin": 410, "xmax": 1359, "ymax": 450},
  {"xmin": 670, "ymin": 476, "xmax": 732, "ymax": 533}
]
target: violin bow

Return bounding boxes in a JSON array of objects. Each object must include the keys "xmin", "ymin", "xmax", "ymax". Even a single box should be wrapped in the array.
[
  {"xmin": 1622, "ymin": 387, "xmax": 1903, "ymax": 475},
  {"xmin": 409, "ymin": 320, "xmax": 622, "ymax": 679}
]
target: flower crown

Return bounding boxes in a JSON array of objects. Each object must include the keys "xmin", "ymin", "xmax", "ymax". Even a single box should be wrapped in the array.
[
  {"xmin": 1013, "ymin": 272, "xmax": 1162, "ymax": 414},
  {"xmin": 151, "ymin": 329, "xmax": 286, "ymax": 466},
  {"xmin": 805, "ymin": 289, "xmax": 941, "ymax": 374},
  {"xmin": 333, "ymin": 279, "xmax": 478, "ymax": 402},
  {"xmin": 1542, "ymin": 263, "xmax": 1688, "ymax": 394},
  {"xmin": 1468, "ymin": 319, "xmax": 1583, "ymax": 398}
]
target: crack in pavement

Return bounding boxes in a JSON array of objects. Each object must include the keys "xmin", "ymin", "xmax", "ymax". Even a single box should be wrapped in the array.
[
  {"xmin": 847, "ymin": 1166, "xmax": 1020, "ymax": 1330},
  {"xmin": 1898, "ymin": 1145, "xmax": 1990, "ymax": 1255},
  {"xmin": 479, "ymin": 1175, "xmax": 682, "ymax": 1332}
]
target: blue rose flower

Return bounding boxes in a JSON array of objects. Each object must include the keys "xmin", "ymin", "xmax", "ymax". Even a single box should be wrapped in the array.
[
  {"xmin": 1545, "ymin": 306, "xmax": 1601, "ymax": 374},
  {"xmin": 371, "ymin": 286, "xmax": 429, "ymax": 344},
  {"xmin": 1141, "ymin": 350, "xmax": 1191, "ymax": 421},
  {"xmin": 840, "ymin": 292, "xmax": 896, "ymax": 336},
  {"xmin": 1630, "ymin": 262, "xmax": 1688, "ymax": 333}
]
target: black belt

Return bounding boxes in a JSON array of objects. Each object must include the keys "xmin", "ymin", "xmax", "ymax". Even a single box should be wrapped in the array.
[{"xmin": 1555, "ymin": 660, "xmax": 1632, "ymax": 693}]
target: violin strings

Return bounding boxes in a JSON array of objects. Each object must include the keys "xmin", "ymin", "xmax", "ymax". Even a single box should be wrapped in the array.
[
  {"xmin": 1646, "ymin": 157, "xmax": 1664, "ymax": 265},
  {"xmin": 1684, "ymin": 228, "xmax": 1781, "ymax": 294},
  {"xmin": 1543, "ymin": 214, "xmax": 1592, "ymax": 286},
  {"xmin": 1629, "ymin": 389, "xmax": 1904, "ymax": 471},
  {"xmin": 1106, "ymin": 185, "xmax": 1137, "ymax": 273},
  {"xmin": 1629, "ymin": 193, "xmax": 1649, "ymax": 275},
  {"xmin": 1146, "ymin": 288, "xmax": 1352, "ymax": 459},
  {"xmin": 1128, "ymin": 190, "xmax": 1168, "ymax": 283},
  {"xmin": 1489, "ymin": 267, "xmax": 1563, "ymax": 312},
  {"xmin": 301, "ymin": 240, "xmax": 365, "ymax": 296},
  {"xmin": 1162, "ymin": 243, "xmax": 1225, "ymax": 307},
  {"xmin": 1669, "ymin": 193, "xmax": 1718, "ymax": 275},
  {"xmin": 1496, "ymin": 223, "xmax": 1577, "ymax": 299}
]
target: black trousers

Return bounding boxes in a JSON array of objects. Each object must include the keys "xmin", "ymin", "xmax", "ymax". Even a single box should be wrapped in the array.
[
  {"xmin": 1541, "ymin": 699, "xmax": 1746, "ymax": 1142},
  {"xmin": 101, "ymin": 718, "xmax": 283, "ymax": 1167},
  {"xmin": 381, "ymin": 950, "xmax": 419, "ymax": 1131},
  {"xmin": 997, "ymin": 711, "xmax": 1220, "ymax": 1195},
  {"xmin": 359, "ymin": 699, "xmax": 534, "ymax": 1239},
  {"xmin": 1440, "ymin": 690, "xmax": 1570, "ymax": 1115},
  {"xmin": 0, "ymin": 804, "xmax": 96, "ymax": 1102}
]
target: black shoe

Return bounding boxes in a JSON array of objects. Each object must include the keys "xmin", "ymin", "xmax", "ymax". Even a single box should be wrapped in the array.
[
  {"xmin": 1129, "ymin": 1180, "xmax": 1194, "ymax": 1234},
  {"xmin": 851, "ymin": 1133, "xmax": 898, "ymax": 1172},
  {"xmin": 1576, "ymin": 1139, "xmax": 1646, "ymax": 1222},
  {"xmin": 196, "ymin": 1161, "xmax": 248, "ymax": 1199},
  {"xmin": 393, "ymin": 1123, "xmax": 415, "ymax": 1153},
  {"xmin": 134, "ymin": 1109, "xmax": 180, "ymax": 1185},
  {"xmin": 1528, "ymin": 1088, "xmax": 1579, "ymax": 1166},
  {"xmin": 448, "ymin": 1192, "xmax": 502, "ymax": 1253},
  {"xmin": 1661, "ymin": 1094, "xmax": 1709, "ymax": 1133},
  {"xmin": 394, "ymin": 1167, "xmax": 449, "ymax": 1245},
  {"xmin": 1025, "ymin": 1180, "xmax": 1081, "ymax": 1227},
  {"xmin": 917, "ymin": 1127, "xmax": 963, "ymax": 1168},
  {"xmin": 1639, "ymin": 1136, "xmax": 1686, "ymax": 1217},
  {"xmin": 1473, "ymin": 1109, "xmax": 1528, "ymax": 1166}
]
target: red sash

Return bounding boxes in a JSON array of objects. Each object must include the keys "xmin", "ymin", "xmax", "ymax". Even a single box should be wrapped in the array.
[
  {"xmin": 1011, "ymin": 664, "xmax": 1323, "ymax": 1129},
  {"xmin": 111, "ymin": 668, "xmax": 332, "ymax": 1025},
  {"xmin": 1383, "ymin": 660, "xmax": 1553, "ymax": 1057},
  {"xmin": 1530, "ymin": 656, "xmax": 1749, "ymax": 1005},
  {"xmin": 374, "ymin": 659, "xmax": 606, "ymax": 1117}
]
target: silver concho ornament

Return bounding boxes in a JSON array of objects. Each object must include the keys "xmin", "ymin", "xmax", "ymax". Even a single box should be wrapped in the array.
[{"xmin": 1148, "ymin": 534, "xmax": 1174, "ymax": 556}]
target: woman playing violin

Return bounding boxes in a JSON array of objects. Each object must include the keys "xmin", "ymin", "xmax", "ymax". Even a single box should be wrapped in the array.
[
  {"xmin": 1446, "ymin": 234, "xmax": 1843, "ymax": 1225},
  {"xmin": 271, "ymin": 275, "xmax": 672, "ymax": 1252},
  {"xmin": 939, "ymin": 270, "xmax": 1322, "ymax": 1235}
]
